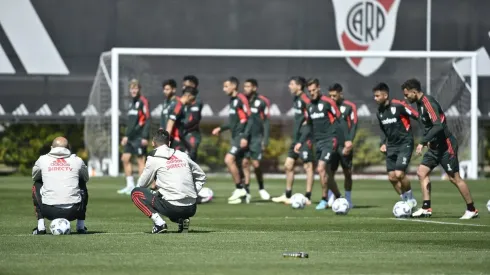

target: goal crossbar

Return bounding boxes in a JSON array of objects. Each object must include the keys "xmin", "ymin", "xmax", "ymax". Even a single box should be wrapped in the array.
[{"xmin": 108, "ymin": 48, "xmax": 479, "ymax": 179}]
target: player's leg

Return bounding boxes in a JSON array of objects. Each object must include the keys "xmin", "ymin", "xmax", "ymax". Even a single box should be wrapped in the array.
[
  {"xmin": 118, "ymin": 143, "xmax": 135, "ymax": 194},
  {"xmin": 272, "ymin": 143, "xmax": 298, "ymax": 203},
  {"xmin": 326, "ymin": 152, "xmax": 341, "ymax": 208},
  {"xmin": 32, "ymin": 180, "xmax": 46, "ymax": 234},
  {"xmin": 185, "ymin": 132, "xmax": 201, "ymax": 161},
  {"xmin": 387, "ymin": 171, "xmax": 403, "ymax": 195},
  {"xmin": 74, "ymin": 180, "xmax": 89, "ymax": 233},
  {"xmin": 303, "ymin": 162, "xmax": 313, "ymax": 204},
  {"xmin": 226, "ymin": 139, "xmax": 247, "ymax": 203},
  {"xmin": 241, "ymin": 156, "xmax": 252, "ymax": 203},
  {"xmin": 411, "ymin": 164, "xmax": 433, "ymax": 217},
  {"xmin": 131, "ymin": 187, "xmax": 168, "ymax": 233},
  {"xmin": 341, "ymin": 152, "xmax": 354, "ymax": 207},
  {"xmin": 249, "ymin": 137, "xmax": 269, "ymax": 200},
  {"xmin": 394, "ymin": 147, "xmax": 416, "ymax": 208},
  {"xmin": 315, "ymin": 149, "xmax": 328, "ymax": 210},
  {"xmin": 316, "ymin": 146, "xmax": 340, "ymax": 210}
]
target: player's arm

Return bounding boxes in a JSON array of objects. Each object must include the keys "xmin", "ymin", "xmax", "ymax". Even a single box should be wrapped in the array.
[
  {"xmin": 377, "ymin": 114, "xmax": 387, "ymax": 146},
  {"xmin": 420, "ymin": 98, "xmax": 443, "ymax": 145},
  {"xmin": 166, "ymin": 102, "xmax": 183, "ymax": 135},
  {"xmin": 136, "ymin": 157, "xmax": 157, "ymax": 188},
  {"xmin": 323, "ymin": 97, "xmax": 348, "ymax": 140},
  {"xmin": 346, "ymin": 103, "xmax": 359, "ymax": 141},
  {"xmin": 261, "ymin": 99, "xmax": 271, "ymax": 147},
  {"xmin": 78, "ymin": 158, "xmax": 89, "ymax": 183},
  {"xmin": 187, "ymin": 156, "xmax": 207, "ymax": 192},
  {"xmin": 239, "ymin": 98, "xmax": 252, "ymax": 139},
  {"xmin": 183, "ymin": 102, "xmax": 202, "ymax": 132},
  {"xmin": 397, "ymin": 100, "xmax": 419, "ymax": 120},
  {"xmin": 32, "ymin": 158, "xmax": 42, "ymax": 181},
  {"xmin": 139, "ymin": 98, "xmax": 151, "ymax": 140}
]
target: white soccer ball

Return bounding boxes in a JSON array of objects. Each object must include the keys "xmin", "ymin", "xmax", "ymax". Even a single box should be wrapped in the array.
[
  {"xmin": 393, "ymin": 201, "xmax": 412, "ymax": 218},
  {"xmin": 332, "ymin": 198, "xmax": 350, "ymax": 215},
  {"xmin": 50, "ymin": 218, "xmax": 71, "ymax": 235},
  {"xmin": 486, "ymin": 200, "xmax": 490, "ymax": 212},
  {"xmin": 198, "ymin": 187, "xmax": 214, "ymax": 203},
  {"xmin": 290, "ymin": 193, "xmax": 307, "ymax": 209}
]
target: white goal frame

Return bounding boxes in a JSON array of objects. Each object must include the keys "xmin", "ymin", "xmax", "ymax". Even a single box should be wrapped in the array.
[{"xmin": 107, "ymin": 48, "xmax": 479, "ymax": 179}]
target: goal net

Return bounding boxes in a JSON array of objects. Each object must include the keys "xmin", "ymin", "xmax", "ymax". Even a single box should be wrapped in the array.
[{"xmin": 84, "ymin": 49, "xmax": 478, "ymax": 178}]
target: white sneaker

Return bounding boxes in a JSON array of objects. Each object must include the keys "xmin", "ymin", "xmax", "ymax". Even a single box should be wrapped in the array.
[
  {"xmin": 117, "ymin": 186, "xmax": 133, "ymax": 195},
  {"xmin": 259, "ymin": 189, "xmax": 271, "ymax": 200},
  {"xmin": 272, "ymin": 194, "xmax": 288, "ymax": 203},
  {"xmin": 245, "ymin": 194, "xmax": 252, "ymax": 204},
  {"xmin": 327, "ymin": 195, "xmax": 335, "ymax": 207},
  {"xmin": 412, "ymin": 208, "xmax": 432, "ymax": 218},
  {"xmin": 460, "ymin": 210, "xmax": 479, "ymax": 220},
  {"xmin": 228, "ymin": 198, "xmax": 242, "ymax": 205},
  {"xmin": 228, "ymin": 188, "xmax": 247, "ymax": 201},
  {"xmin": 407, "ymin": 199, "xmax": 417, "ymax": 210}
]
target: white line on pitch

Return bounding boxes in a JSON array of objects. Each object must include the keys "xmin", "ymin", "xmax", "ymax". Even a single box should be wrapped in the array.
[{"xmin": 392, "ymin": 218, "xmax": 490, "ymax": 227}]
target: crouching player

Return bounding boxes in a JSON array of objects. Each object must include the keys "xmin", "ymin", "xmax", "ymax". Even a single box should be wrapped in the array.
[
  {"xmin": 131, "ymin": 129, "xmax": 206, "ymax": 233},
  {"xmin": 373, "ymin": 83, "xmax": 417, "ymax": 207},
  {"xmin": 32, "ymin": 137, "xmax": 89, "ymax": 234}
]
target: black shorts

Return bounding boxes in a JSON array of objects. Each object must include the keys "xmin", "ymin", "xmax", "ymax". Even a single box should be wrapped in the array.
[
  {"xmin": 287, "ymin": 139, "xmax": 313, "ymax": 163},
  {"xmin": 228, "ymin": 136, "xmax": 247, "ymax": 157},
  {"xmin": 331, "ymin": 149, "xmax": 353, "ymax": 172},
  {"xmin": 386, "ymin": 144, "xmax": 413, "ymax": 172},
  {"xmin": 421, "ymin": 136, "xmax": 460, "ymax": 174},
  {"xmin": 124, "ymin": 138, "xmax": 147, "ymax": 156},
  {"xmin": 315, "ymin": 138, "xmax": 339, "ymax": 164},
  {"xmin": 244, "ymin": 135, "xmax": 264, "ymax": 161}
]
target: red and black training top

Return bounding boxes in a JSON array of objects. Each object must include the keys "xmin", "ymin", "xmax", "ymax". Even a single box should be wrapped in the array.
[{"xmin": 377, "ymin": 99, "xmax": 419, "ymax": 147}]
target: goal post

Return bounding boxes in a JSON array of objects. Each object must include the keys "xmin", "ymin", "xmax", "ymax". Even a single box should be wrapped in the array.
[{"xmin": 102, "ymin": 48, "xmax": 478, "ymax": 179}]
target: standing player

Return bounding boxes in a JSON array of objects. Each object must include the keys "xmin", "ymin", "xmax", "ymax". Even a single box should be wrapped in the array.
[
  {"xmin": 212, "ymin": 77, "xmax": 251, "ymax": 204},
  {"xmin": 328, "ymin": 83, "xmax": 358, "ymax": 208},
  {"xmin": 118, "ymin": 79, "xmax": 150, "ymax": 195},
  {"xmin": 298, "ymin": 78, "xmax": 344, "ymax": 209},
  {"xmin": 182, "ymin": 75, "xmax": 202, "ymax": 161},
  {"xmin": 166, "ymin": 87, "xmax": 199, "ymax": 152},
  {"xmin": 373, "ymin": 82, "xmax": 417, "ymax": 207},
  {"xmin": 402, "ymin": 78, "xmax": 478, "ymax": 219},
  {"xmin": 272, "ymin": 77, "xmax": 314, "ymax": 205},
  {"xmin": 241, "ymin": 79, "xmax": 271, "ymax": 201},
  {"xmin": 160, "ymin": 79, "xmax": 178, "ymax": 130}
]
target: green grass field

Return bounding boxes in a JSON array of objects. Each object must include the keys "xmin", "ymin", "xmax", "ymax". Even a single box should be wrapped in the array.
[{"xmin": 0, "ymin": 176, "xmax": 489, "ymax": 275}]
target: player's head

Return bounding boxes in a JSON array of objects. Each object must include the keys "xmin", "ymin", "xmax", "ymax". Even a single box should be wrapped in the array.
[
  {"xmin": 183, "ymin": 75, "xmax": 199, "ymax": 88},
  {"xmin": 181, "ymin": 86, "xmax": 199, "ymax": 104},
  {"xmin": 307, "ymin": 78, "xmax": 321, "ymax": 100},
  {"xmin": 223, "ymin": 77, "xmax": 239, "ymax": 96},
  {"xmin": 152, "ymin": 129, "xmax": 171, "ymax": 147},
  {"xmin": 373, "ymin": 82, "xmax": 390, "ymax": 106},
  {"xmin": 243, "ymin": 78, "xmax": 258, "ymax": 97},
  {"xmin": 162, "ymin": 79, "xmax": 177, "ymax": 98},
  {"xmin": 129, "ymin": 79, "xmax": 141, "ymax": 98},
  {"xmin": 288, "ymin": 76, "xmax": 306, "ymax": 95},
  {"xmin": 328, "ymin": 83, "xmax": 343, "ymax": 103},
  {"xmin": 402, "ymin": 78, "xmax": 422, "ymax": 103}
]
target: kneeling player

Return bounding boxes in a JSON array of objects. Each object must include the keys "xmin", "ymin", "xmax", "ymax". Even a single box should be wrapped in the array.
[
  {"xmin": 32, "ymin": 137, "xmax": 89, "ymax": 234},
  {"xmin": 402, "ymin": 78, "xmax": 478, "ymax": 219},
  {"xmin": 373, "ymin": 83, "xmax": 417, "ymax": 207},
  {"xmin": 131, "ymin": 129, "xmax": 206, "ymax": 233}
]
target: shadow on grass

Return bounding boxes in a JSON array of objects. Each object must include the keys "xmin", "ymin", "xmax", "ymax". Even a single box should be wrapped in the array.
[{"xmin": 352, "ymin": 205, "xmax": 379, "ymax": 209}]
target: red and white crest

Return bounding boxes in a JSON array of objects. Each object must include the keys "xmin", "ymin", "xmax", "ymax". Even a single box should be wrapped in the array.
[{"xmin": 332, "ymin": 0, "xmax": 401, "ymax": 76}]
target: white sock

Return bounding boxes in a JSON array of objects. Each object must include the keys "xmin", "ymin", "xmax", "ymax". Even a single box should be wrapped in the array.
[
  {"xmin": 404, "ymin": 190, "xmax": 413, "ymax": 200},
  {"xmin": 126, "ymin": 176, "xmax": 135, "ymax": 188},
  {"xmin": 37, "ymin": 219, "xmax": 45, "ymax": 230},
  {"xmin": 400, "ymin": 194, "xmax": 405, "ymax": 201},
  {"xmin": 327, "ymin": 189, "xmax": 334, "ymax": 200},
  {"xmin": 151, "ymin": 213, "xmax": 165, "ymax": 226},
  {"xmin": 345, "ymin": 191, "xmax": 352, "ymax": 202},
  {"xmin": 77, "ymin": 220, "xmax": 85, "ymax": 229}
]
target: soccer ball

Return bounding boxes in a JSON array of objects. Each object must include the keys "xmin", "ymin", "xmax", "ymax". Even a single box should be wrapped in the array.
[
  {"xmin": 197, "ymin": 187, "xmax": 214, "ymax": 204},
  {"xmin": 50, "ymin": 218, "xmax": 71, "ymax": 235},
  {"xmin": 290, "ymin": 193, "xmax": 307, "ymax": 209},
  {"xmin": 332, "ymin": 198, "xmax": 350, "ymax": 215},
  {"xmin": 392, "ymin": 201, "xmax": 412, "ymax": 218},
  {"xmin": 486, "ymin": 200, "xmax": 490, "ymax": 212}
]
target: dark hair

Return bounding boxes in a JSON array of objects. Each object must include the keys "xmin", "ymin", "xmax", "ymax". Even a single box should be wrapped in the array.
[
  {"xmin": 289, "ymin": 76, "xmax": 306, "ymax": 90},
  {"xmin": 373, "ymin": 82, "xmax": 390, "ymax": 94},
  {"xmin": 226, "ymin": 76, "xmax": 240, "ymax": 87},
  {"xmin": 183, "ymin": 86, "xmax": 199, "ymax": 97},
  {"xmin": 307, "ymin": 78, "xmax": 320, "ymax": 87},
  {"xmin": 245, "ymin": 78, "xmax": 258, "ymax": 87},
  {"xmin": 153, "ymin": 129, "xmax": 170, "ymax": 146},
  {"xmin": 401, "ymin": 78, "xmax": 422, "ymax": 92},
  {"xmin": 162, "ymin": 79, "xmax": 177, "ymax": 89},
  {"xmin": 328, "ymin": 83, "xmax": 343, "ymax": 93},
  {"xmin": 183, "ymin": 75, "xmax": 199, "ymax": 87}
]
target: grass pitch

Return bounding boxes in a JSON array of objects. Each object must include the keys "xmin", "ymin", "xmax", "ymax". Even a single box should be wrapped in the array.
[{"xmin": 0, "ymin": 176, "xmax": 489, "ymax": 275}]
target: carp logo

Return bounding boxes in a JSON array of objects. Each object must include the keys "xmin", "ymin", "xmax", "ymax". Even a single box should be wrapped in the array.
[{"xmin": 332, "ymin": 0, "xmax": 401, "ymax": 76}]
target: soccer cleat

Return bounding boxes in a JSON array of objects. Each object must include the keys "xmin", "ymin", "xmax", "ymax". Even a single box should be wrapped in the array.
[
  {"xmin": 406, "ymin": 199, "xmax": 417, "ymax": 210},
  {"xmin": 245, "ymin": 194, "xmax": 252, "ymax": 204},
  {"xmin": 151, "ymin": 223, "xmax": 168, "ymax": 234},
  {"xmin": 32, "ymin": 227, "xmax": 46, "ymax": 235},
  {"xmin": 228, "ymin": 198, "xmax": 242, "ymax": 204},
  {"xmin": 117, "ymin": 186, "xmax": 133, "ymax": 195},
  {"xmin": 228, "ymin": 188, "xmax": 247, "ymax": 201},
  {"xmin": 177, "ymin": 218, "xmax": 190, "ymax": 233},
  {"xmin": 460, "ymin": 210, "xmax": 479, "ymax": 220},
  {"xmin": 327, "ymin": 195, "xmax": 335, "ymax": 208},
  {"xmin": 315, "ymin": 200, "xmax": 328, "ymax": 210},
  {"xmin": 411, "ymin": 208, "xmax": 432, "ymax": 218},
  {"xmin": 76, "ymin": 227, "xmax": 88, "ymax": 234},
  {"xmin": 272, "ymin": 194, "xmax": 288, "ymax": 203},
  {"xmin": 259, "ymin": 189, "xmax": 271, "ymax": 200}
]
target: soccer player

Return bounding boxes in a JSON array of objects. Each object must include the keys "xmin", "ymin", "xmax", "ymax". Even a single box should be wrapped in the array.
[
  {"xmin": 328, "ymin": 83, "xmax": 358, "ymax": 207},
  {"xmin": 131, "ymin": 129, "xmax": 206, "ymax": 233},
  {"xmin": 119, "ymin": 79, "xmax": 150, "ymax": 195},
  {"xmin": 299, "ymin": 78, "xmax": 343, "ymax": 209},
  {"xmin": 160, "ymin": 79, "xmax": 178, "ymax": 130},
  {"xmin": 181, "ymin": 75, "xmax": 203, "ymax": 161},
  {"xmin": 32, "ymin": 137, "xmax": 89, "ymax": 234},
  {"xmin": 241, "ymin": 79, "xmax": 271, "ymax": 201},
  {"xmin": 373, "ymin": 82, "xmax": 418, "ymax": 208},
  {"xmin": 272, "ymin": 77, "xmax": 314, "ymax": 205},
  {"xmin": 402, "ymin": 78, "xmax": 479, "ymax": 219},
  {"xmin": 212, "ymin": 77, "xmax": 251, "ymax": 204},
  {"xmin": 166, "ymin": 87, "xmax": 199, "ymax": 152}
]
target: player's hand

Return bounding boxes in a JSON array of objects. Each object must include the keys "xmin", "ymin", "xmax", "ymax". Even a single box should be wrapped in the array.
[
  {"xmin": 212, "ymin": 127, "xmax": 221, "ymax": 136},
  {"xmin": 141, "ymin": 139, "xmax": 148, "ymax": 146},
  {"xmin": 379, "ymin": 144, "xmax": 387, "ymax": 153},
  {"xmin": 343, "ymin": 141, "xmax": 353, "ymax": 155},
  {"xmin": 294, "ymin": 143, "xmax": 302, "ymax": 153},
  {"xmin": 121, "ymin": 136, "xmax": 128, "ymax": 146},
  {"xmin": 240, "ymin": 138, "xmax": 248, "ymax": 148},
  {"xmin": 150, "ymin": 181, "xmax": 157, "ymax": 191},
  {"xmin": 416, "ymin": 144, "xmax": 424, "ymax": 155}
]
